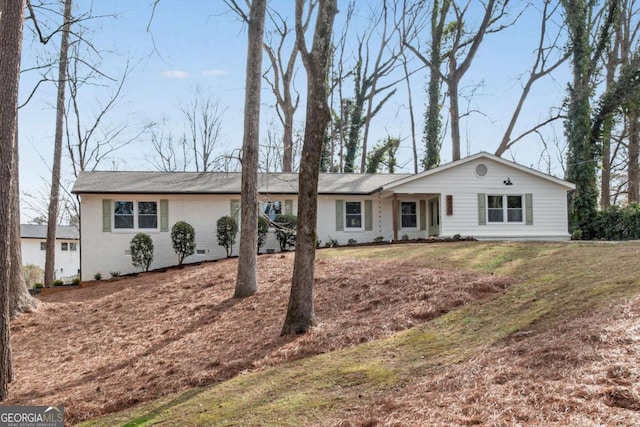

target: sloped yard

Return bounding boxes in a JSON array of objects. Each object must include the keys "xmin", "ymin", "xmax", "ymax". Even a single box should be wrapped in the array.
[{"xmin": 7, "ymin": 247, "xmax": 511, "ymax": 425}]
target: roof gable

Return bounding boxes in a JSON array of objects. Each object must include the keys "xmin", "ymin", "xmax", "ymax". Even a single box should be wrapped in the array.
[{"xmin": 382, "ymin": 152, "xmax": 575, "ymax": 191}]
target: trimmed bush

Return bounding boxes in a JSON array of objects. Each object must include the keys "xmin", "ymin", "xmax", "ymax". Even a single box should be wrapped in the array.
[
  {"xmin": 273, "ymin": 214, "xmax": 297, "ymax": 251},
  {"xmin": 130, "ymin": 233, "xmax": 154, "ymax": 272},
  {"xmin": 94, "ymin": 272, "xmax": 102, "ymax": 281},
  {"xmin": 172, "ymin": 221, "xmax": 196, "ymax": 264},
  {"xmin": 53, "ymin": 279, "xmax": 64, "ymax": 287},
  {"xmin": 217, "ymin": 215, "xmax": 238, "ymax": 257},
  {"xmin": 257, "ymin": 215, "xmax": 270, "ymax": 251},
  {"xmin": 71, "ymin": 277, "xmax": 81, "ymax": 286}
]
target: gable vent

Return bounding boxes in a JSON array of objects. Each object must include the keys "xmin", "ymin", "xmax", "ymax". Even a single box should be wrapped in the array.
[{"xmin": 475, "ymin": 163, "xmax": 488, "ymax": 177}]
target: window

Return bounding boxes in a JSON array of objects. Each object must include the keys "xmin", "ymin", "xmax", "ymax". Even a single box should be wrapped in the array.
[
  {"xmin": 114, "ymin": 201, "xmax": 158, "ymax": 230},
  {"xmin": 114, "ymin": 201, "xmax": 134, "ymax": 229},
  {"xmin": 487, "ymin": 195, "xmax": 523, "ymax": 223},
  {"xmin": 138, "ymin": 202, "xmax": 158, "ymax": 228},
  {"xmin": 345, "ymin": 201, "xmax": 362, "ymax": 229},
  {"xmin": 69, "ymin": 242, "xmax": 78, "ymax": 251},
  {"xmin": 40, "ymin": 242, "xmax": 46, "ymax": 251},
  {"xmin": 262, "ymin": 201, "xmax": 282, "ymax": 221},
  {"xmin": 61, "ymin": 242, "xmax": 68, "ymax": 251},
  {"xmin": 401, "ymin": 202, "xmax": 417, "ymax": 228},
  {"xmin": 507, "ymin": 196, "xmax": 523, "ymax": 222}
]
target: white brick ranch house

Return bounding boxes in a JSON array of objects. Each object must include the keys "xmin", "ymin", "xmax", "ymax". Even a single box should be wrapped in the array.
[{"xmin": 71, "ymin": 152, "xmax": 575, "ymax": 281}]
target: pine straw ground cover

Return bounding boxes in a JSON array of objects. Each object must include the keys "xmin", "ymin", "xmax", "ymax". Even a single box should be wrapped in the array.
[
  {"xmin": 322, "ymin": 292, "xmax": 640, "ymax": 426},
  {"xmin": 6, "ymin": 248, "xmax": 512, "ymax": 425},
  {"xmin": 80, "ymin": 241, "xmax": 640, "ymax": 427}
]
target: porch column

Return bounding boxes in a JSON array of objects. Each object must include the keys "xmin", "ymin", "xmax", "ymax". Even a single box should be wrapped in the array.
[{"xmin": 392, "ymin": 193, "xmax": 398, "ymax": 241}]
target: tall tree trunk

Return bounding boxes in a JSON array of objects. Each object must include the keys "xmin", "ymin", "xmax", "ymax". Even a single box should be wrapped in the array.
[
  {"xmin": 0, "ymin": 0, "xmax": 27, "ymax": 401},
  {"xmin": 10, "ymin": 118, "xmax": 38, "ymax": 317},
  {"xmin": 45, "ymin": 0, "xmax": 72, "ymax": 288},
  {"xmin": 448, "ymin": 70, "xmax": 461, "ymax": 161},
  {"xmin": 282, "ymin": 0, "xmax": 337, "ymax": 335},
  {"xmin": 235, "ymin": 0, "xmax": 267, "ymax": 298},
  {"xmin": 628, "ymin": 105, "xmax": 639, "ymax": 203},
  {"xmin": 401, "ymin": 52, "xmax": 418, "ymax": 173},
  {"xmin": 600, "ymin": 115, "xmax": 613, "ymax": 209},
  {"xmin": 563, "ymin": 0, "xmax": 618, "ymax": 237}
]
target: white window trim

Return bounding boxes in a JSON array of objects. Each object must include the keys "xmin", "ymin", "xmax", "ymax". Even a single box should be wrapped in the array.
[
  {"xmin": 344, "ymin": 200, "xmax": 364, "ymax": 231},
  {"xmin": 487, "ymin": 194, "xmax": 524, "ymax": 224},
  {"xmin": 113, "ymin": 199, "xmax": 160, "ymax": 232},
  {"xmin": 400, "ymin": 201, "xmax": 419, "ymax": 230}
]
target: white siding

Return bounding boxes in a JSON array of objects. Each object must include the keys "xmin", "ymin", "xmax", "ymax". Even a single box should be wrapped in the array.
[
  {"xmin": 386, "ymin": 158, "xmax": 571, "ymax": 240},
  {"xmin": 317, "ymin": 195, "xmax": 387, "ymax": 246},
  {"xmin": 21, "ymin": 238, "xmax": 80, "ymax": 279}
]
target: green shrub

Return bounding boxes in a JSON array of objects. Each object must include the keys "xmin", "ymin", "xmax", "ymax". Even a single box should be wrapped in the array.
[
  {"xmin": 373, "ymin": 236, "xmax": 385, "ymax": 243},
  {"xmin": 592, "ymin": 203, "xmax": 640, "ymax": 240},
  {"xmin": 130, "ymin": 233, "xmax": 154, "ymax": 272},
  {"xmin": 401, "ymin": 234, "xmax": 409, "ymax": 241},
  {"xmin": 53, "ymin": 279, "xmax": 64, "ymax": 287},
  {"xmin": 171, "ymin": 221, "xmax": 196, "ymax": 264},
  {"xmin": 22, "ymin": 263, "xmax": 44, "ymax": 289},
  {"xmin": 110, "ymin": 271, "xmax": 121, "ymax": 278},
  {"xmin": 94, "ymin": 272, "xmax": 102, "ymax": 281},
  {"xmin": 273, "ymin": 214, "xmax": 297, "ymax": 251},
  {"xmin": 348, "ymin": 238, "xmax": 358, "ymax": 245},
  {"xmin": 257, "ymin": 215, "xmax": 270, "ymax": 251},
  {"xmin": 34, "ymin": 283, "xmax": 43, "ymax": 289},
  {"xmin": 324, "ymin": 238, "xmax": 338, "ymax": 248},
  {"xmin": 217, "ymin": 215, "xmax": 238, "ymax": 257},
  {"xmin": 71, "ymin": 277, "xmax": 81, "ymax": 286}
]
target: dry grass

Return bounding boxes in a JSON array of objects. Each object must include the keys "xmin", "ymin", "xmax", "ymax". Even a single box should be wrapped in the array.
[{"xmin": 7, "ymin": 250, "xmax": 511, "ymax": 425}]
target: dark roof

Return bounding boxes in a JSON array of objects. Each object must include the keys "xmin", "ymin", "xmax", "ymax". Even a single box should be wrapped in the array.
[
  {"xmin": 20, "ymin": 224, "xmax": 79, "ymax": 240},
  {"xmin": 71, "ymin": 171, "xmax": 412, "ymax": 195}
]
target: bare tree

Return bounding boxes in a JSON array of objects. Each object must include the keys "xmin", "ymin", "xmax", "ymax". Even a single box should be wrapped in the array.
[
  {"xmin": 65, "ymin": 50, "xmax": 143, "ymax": 177},
  {"xmin": 225, "ymin": 0, "xmax": 267, "ymax": 298},
  {"xmin": 181, "ymin": 87, "xmax": 225, "ymax": 172},
  {"xmin": 405, "ymin": 0, "xmax": 511, "ymax": 161},
  {"xmin": 0, "ymin": 0, "xmax": 27, "ymax": 401},
  {"xmin": 493, "ymin": 0, "xmax": 569, "ymax": 156},
  {"xmin": 401, "ymin": 50, "xmax": 419, "ymax": 173},
  {"xmin": 282, "ymin": 0, "xmax": 337, "ymax": 335},
  {"xmin": 44, "ymin": 0, "xmax": 72, "ymax": 288},
  {"xmin": 146, "ymin": 119, "xmax": 190, "ymax": 172},
  {"xmin": 263, "ymin": 7, "xmax": 311, "ymax": 172},
  {"xmin": 341, "ymin": 2, "xmax": 404, "ymax": 173}
]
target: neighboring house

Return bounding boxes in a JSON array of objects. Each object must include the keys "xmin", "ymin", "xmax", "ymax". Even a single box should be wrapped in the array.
[
  {"xmin": 21, "ymin": 224, "xmax": 80, "ymax": 280},
  {"xmin": 71, "ymin": 152, "xmax": 575, "ymax": 281}
]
